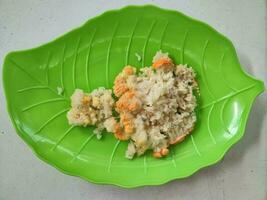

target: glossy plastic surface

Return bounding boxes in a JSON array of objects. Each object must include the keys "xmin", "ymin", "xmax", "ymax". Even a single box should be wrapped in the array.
[{"xmin": 2, "ymin": 5, "xmax": 264, "ymax": 188}]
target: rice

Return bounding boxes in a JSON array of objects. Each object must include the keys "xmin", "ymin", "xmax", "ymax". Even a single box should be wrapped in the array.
[
  {"xmin": 67, "ymin": 87, "xmax": 115, "ymax": 137},
  {"xmin": 135, "ymin": 52, "xmax": 142, "ymax": 62},
  {"xmin": 67, "ymin": 50, "xmax": 198, "ymax": 159},
  {"xmin": 112, "ymin": 51, "xmax": 198, "ymax": 158},
  {"xmin": 57, "ymin": 86, "xmax": 64, "ymax": 95}
]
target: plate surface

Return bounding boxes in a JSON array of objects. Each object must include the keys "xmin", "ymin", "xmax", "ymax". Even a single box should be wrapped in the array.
[{"xmin": 3, "ymin": 5, "xmax": 264, "ymax": 187}]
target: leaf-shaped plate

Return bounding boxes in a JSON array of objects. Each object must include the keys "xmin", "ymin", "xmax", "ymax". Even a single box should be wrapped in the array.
[{"xmin": 3, "ymin": 5, "xmax": 264, "ymax": 188}]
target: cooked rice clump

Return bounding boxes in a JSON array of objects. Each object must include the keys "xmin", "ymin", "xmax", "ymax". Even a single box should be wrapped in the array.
[
  {"xmin": 67, "ymin": 87, "xmax": 115, "ymax": 138},
  {"xmin": 67, "ymin": 51, "xmax": 198, "ymax": 159}
]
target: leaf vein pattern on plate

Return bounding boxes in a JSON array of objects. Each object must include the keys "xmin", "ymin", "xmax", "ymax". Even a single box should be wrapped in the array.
[
  {"xmin": 85, "ymin": 29, "xmax": 97, "ymax": 91},
  {"xmin": 125, "ymin": 19, "xmax": 139, "ymax": 65},
  {"xmin": 159, "ymin": 21, "xmax": 169, "ymax": 49},
  {"xmin": 190, "ymin": 135, "xmax": 201, "ymax": 156},
  {"xmin": 22, "ymin": 98, "xmax": 66, "ymax": 112},
  {"xmin": 60, "ymin": 44, "xmax": 66, "ymax": 94},
  {"xmin": 180, "ymin": 29, "xmax": 189, "ymax": 64},
  {"xmin": 207, "ymin": 104, "xmax": 217, "ymax": 144},
  {"xmin": 72, "ymin": 37, "xmax": 82, "ymax": 89},
  {"xmin": 220, "ymin": 99, "xmax": 232, "ymax": 135},
  {"xmin": 200, "ymin": 84, "xmax": 256, "ymax": 109},
  {"xmin": 142, "ymin": 20, "xmax": 157, "ymax": 67},
  {"xmin": 71, "ymin": 134, "xmax": 95, "ymax": 162},
  {"xmin": 51, "ymin": 125, "xmax": 75, "ymax": 150},
  {"xmin": 45, "ymin": 51, "xmax": 52, "ymax": 85},
  {"xmin": 33, "ymin": 108, "xmax": 69, "ymax": 135},
  {"xmin": 170, "ymin": 148, "xmax": 177, "ymax": 168},
  {"xmin": 201, "ymin": 40, "xmax": 215, "ymax": 100},
  {"xmin": 17, "ymin": 86, "xmax": 48, "ymax": 93},
  {"xmin": 143, "ymin": 155, "xmax": 148, "ymax": 174},
  {"xmin": 10, "ymin": 59, "xmax": 59, "ymax": 97},
  {"xmin": 106, "ymin": 22, "xmax": 119, "ymax": 88},
  {"xmin": 107, "ymin": 140, "xmax": 121, "ymax": 172},
  {"xmin": 219, "ymin": 52, "xmax": 237, "ymax": 92}
]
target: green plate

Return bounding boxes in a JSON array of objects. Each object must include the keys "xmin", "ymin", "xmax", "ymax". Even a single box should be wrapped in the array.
[{"xmin": 2, "ymin": 5, "xmax": 264, "ymax": 188}]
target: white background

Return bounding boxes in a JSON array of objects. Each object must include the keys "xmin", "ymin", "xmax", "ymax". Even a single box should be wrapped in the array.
[{"xmin": 0, "ymin": 0, "xmax": 266, "ymax": 199}]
